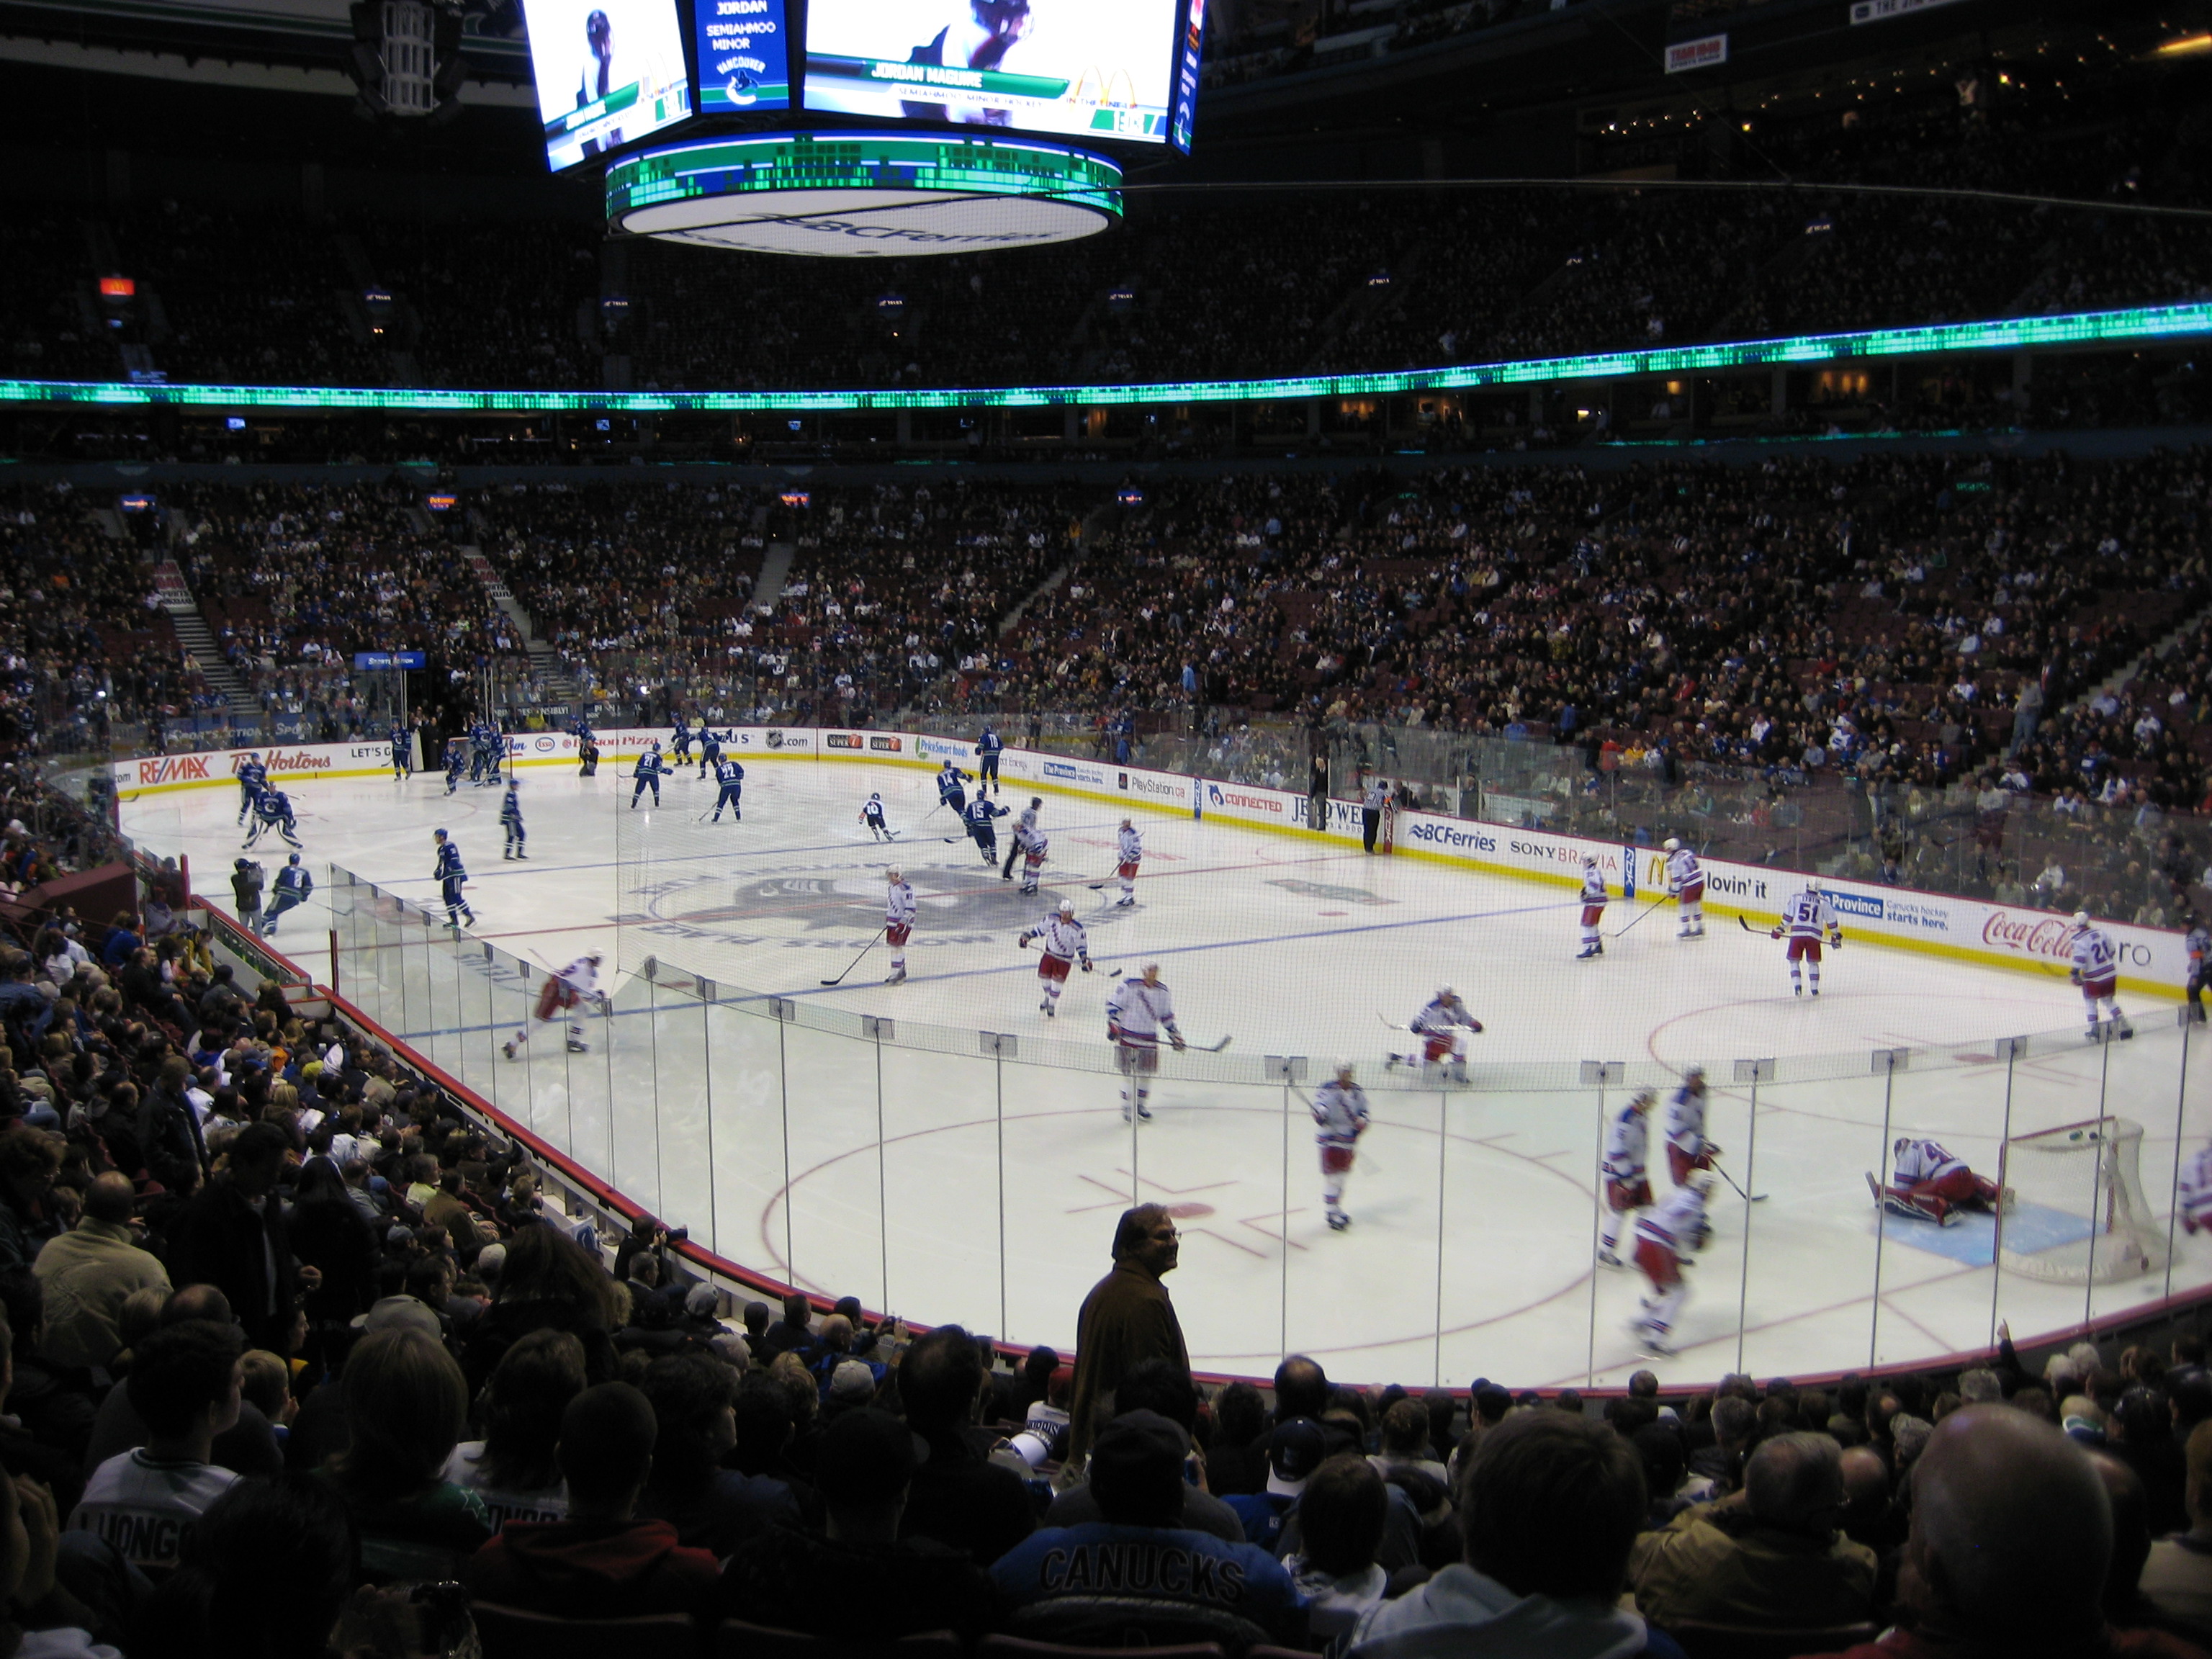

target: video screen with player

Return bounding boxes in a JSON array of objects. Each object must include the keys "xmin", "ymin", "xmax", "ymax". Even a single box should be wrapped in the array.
[
  {"xmin": 693, "ymin": 0, "xmax": 791, "ymax": 113},
  {"xmin": 802, "ymin": 0, "xmax": 1179, "ymax": 145},
  {"xmin": 523, "ymin": 0, "xmax": 694, "ymax": 171}
]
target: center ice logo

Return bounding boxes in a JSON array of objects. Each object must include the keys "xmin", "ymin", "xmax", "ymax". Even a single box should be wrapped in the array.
[{"xmin": 616, "ymin": 864, "xmax": 1128, "ymax": 945}]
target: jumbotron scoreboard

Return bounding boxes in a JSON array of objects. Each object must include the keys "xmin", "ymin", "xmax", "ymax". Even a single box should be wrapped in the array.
[{"xmin": 518, "ymin": 0, "xmax": 1201, "ymax": 253}]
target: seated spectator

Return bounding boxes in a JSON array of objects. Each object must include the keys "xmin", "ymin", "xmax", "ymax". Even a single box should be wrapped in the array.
[
  {"xmin": 1629, "ymin": 1430, "xmax": 1876, "ymax": 1627},
  {"xmin": 32, "ymin": 1172, "xmax": 169, "ymax": 1371},
  {"xmin": 898, "ymin": 1324, "xmax": 1035, "ymax": 1565},
  {"xmin": 1372, "ymin": 1398, "xmax": 1450, "ymax": 1487},
  {"xmin": 1285, "ymin": 1453, "xmax": 1392, "ymax": 1642},
  {"xmin": 634, "ymin": 1351, "xmax": 800, "ymax": 1555},
  {"xmin": 1346, "ymin": 1410, "xmax": 1655, "ymax": 1659},
  {"xmin": 1797, "ymin": 1406, "xmax": 2203, "ymax": 1659},
  {"xmin": 81, "ymin": 1285, "xmax": 283, "ymax": 1480},
  {"xmin": 992, "ymin": 1409, "xmax": 1300, "ymax": 1641},
  {"xmin": 441, "ymin": 1328, "xmax": 584, "ymax": 1531},
  {"xmin": 315, "ymin": 1326, "xmax": 491, "ymax": 1573},
  {"xmin": 130, "ymin": 1473, "xmax": 357, "ymax": 1659},
  {"xmin": 67, "ymin": 1319, "xmax": 243, "ymax": 1578},
  {"xmin": 462, "ymin": 1381, "xmax": 718, "ymax": 1619},
  {"xmin": 759, "ymin": 1292, "xmax": 813, "ymax": 1361},
  {"xmin": 1205, "ymin": 1380, "xmax": 1269, "ymax": 1497},
  {"xmin": 1045, "ymin": 1359, "xmax": 1246, "ymax": 1543},
  {"xmin": 2140, "ymin": 1418, "xmax": 2212, "ymax": 1642},
  {"xmin": 0, "ymin": 1128, "xmax": 63, "ymax": 1272},
  {"xmin": 1226, "ymin": 1416, "xmax": 1326, "ymax": 1552},
  {"xmin": 1689, "ymin": 1395, "xmax": 1754, "ymax": 1493},
  {"xmin": 2108, "ymin": 1385, "xmax": 2188, "ymax": 1537},
  {"xmin": 716, "ymin": 1406, "xmax": 1000, "ymax": 1639}
]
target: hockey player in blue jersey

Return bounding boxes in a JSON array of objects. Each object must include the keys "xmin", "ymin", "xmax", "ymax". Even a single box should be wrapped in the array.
[
  {"xmin": 964, "ymin": 794, "xmax": 1007, "ymax": 866},
  {"xmin": 936, "ymin": 760, "xmax": 971, "ymax": 814},
  {"xmin": 390, "ymin": 723, "xmax": 410, "ymax": 780},
  {"xmin": 860, "ymin": 793, "xmax": 896, "ymax": 842},
  {"xmin": 241, "ymin": 787, "xmax": 302, "ymax": 850},
  {"xmin": 433, "ymin": 829, "xmax": 475, "ymax": 928},
  {"xmin": 711, "ymin": 755, "xmax": 745, "ymax": 822},
  {"xmin": 260, "ymin": 853, "xmax": 313, "ymax": 936},
  {"xmin": 235, "ymin": 754, "xmax": 267, "ymax": 824},
  {"xmin": 696, "ymin": 726, "xmax": 725, "ymax": 779},
  {"xmin": 977, "ymin": 724, "xmax": 1004, "ymax": 796},
  {"xmin": 443, "ymin": 738, "xmax": 467, "ymax": 795},
  {"xmin": 631, "ymin": 742, "xmax": 665, "ymax": 809},
  {"xmin": 670, "ymin": 718, "xmax": 694, "ymax": 765},
  {"xmin": 500, "ymin": 780, "xmax": 527, "ymax": 860}
]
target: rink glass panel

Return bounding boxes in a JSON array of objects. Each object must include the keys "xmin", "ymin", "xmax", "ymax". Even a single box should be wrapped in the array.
[{"xmin": 307, "ymin": 856, "xmax": 2212, "ymax": 1384}]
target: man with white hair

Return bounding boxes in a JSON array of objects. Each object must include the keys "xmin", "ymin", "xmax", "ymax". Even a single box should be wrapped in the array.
[{"xmin": 1795, "ymin": 1406, "xmax": 2203, "ymax": 1659}]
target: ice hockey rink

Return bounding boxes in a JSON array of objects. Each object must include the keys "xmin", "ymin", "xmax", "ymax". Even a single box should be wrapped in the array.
[{"xmin": 126, "ymin": 754, "xmax": 2212, "ymax": 1388}]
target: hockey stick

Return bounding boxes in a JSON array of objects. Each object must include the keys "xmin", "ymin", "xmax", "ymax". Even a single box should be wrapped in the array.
[
  {"xmin": 1712, "ymin": 1159, "xmax": 1768, "ymax": 1203},
  {"xmin": 1610, "ymin": 896, "xmax": 1670, "ymax": 939},
  {"xmin": 1178, "ymin": 1035, "xmax": 1233, "ymax": 1053},
  {"xmin": 820, "ymin": 926, "xmax": 887, "ymax": 987},
  {"xmin": 1737, "ymin": 912, "xmax": 1842, "ymax": 948},
  {"xmin": 1290, "ymin": 1084, "xmax": 1384, "ymax": 1175}
]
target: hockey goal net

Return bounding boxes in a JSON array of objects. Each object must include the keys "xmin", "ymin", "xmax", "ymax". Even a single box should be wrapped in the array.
[{"xmin": 1997, "ymin": 1118, "xmax": 2170, "ymax": 1285}]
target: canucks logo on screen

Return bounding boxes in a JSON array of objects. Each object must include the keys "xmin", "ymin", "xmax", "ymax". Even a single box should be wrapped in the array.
[{"xmin": 695, "ymin": 0, "xmax": 791, "ymax": 111}]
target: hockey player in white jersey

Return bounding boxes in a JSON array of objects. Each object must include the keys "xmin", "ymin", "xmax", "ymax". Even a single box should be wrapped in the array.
[
  {"xmin": 2070, "ymin": 912, "xmax": 2134, "ymax": 1041},
  {"xmin": 2179, "ymin": 1138, "xmax": 2212, "ymax": 1235},
  {"xmin": 1870, "ymin": 1136, "xmax": 2008, "ymax": 1226},
  {"xmin": 1019, "ymin": 829, "xmax": 1050, "ymax": 896},
  {"xmin": 1632, "ymin": 1176, "xmax": 1713, "ymax": 1356},
  {"xmin": 1114, "ymin": 819, "xmax": 1143, "ymax": 908},
  {"xmin": 884, "ymin": 868, "xmax": 917, "ymax": 986},
  {"xmin": 1576, "ymin": 858, "xmax": 1608, "ymax": 960},
  {"xmin": 1769, "ymin": 880, "xmax": 1842, "ymax": 997},
  {"xmin": 1308, "ymin": 1060, "xmax": 1372, "ymax": 1231},
  {"xmin": 860, "ymin": 793, "xmax": 895, "ymax": 842},
  {"xmin": 1107, "ymin": 963, "xmax": 1183, "ymax": 1123},
  {"xmin": 1663, "ymin": 838, "xmax": 1706, "ymax": 938},
  {"xmin": 1385, "ymin": 986, "xmax": 1483, "ymax": 1084},
  {"xmin": 504, "ymin": 953, "xmax": 604, "ymax": 1058},
  {"xmin": 1598, "ymin": 1089, "xmax": 1657, "ymax": 1267},
  {"xmin": 1002, "ymin": 797, "xmax": 1042, "ymax": 884},
  {"xmin": 1663, "ymin": 1066, "xmax": 1717, "ymax": 1187},
  {"xmin": 1019, "ymin": 899, "xmax": 1092, "ymax": 1017}
]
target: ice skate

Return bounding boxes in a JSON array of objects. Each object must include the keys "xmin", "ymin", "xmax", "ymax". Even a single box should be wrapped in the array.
[
  {"xmin": 1575, "ymin": 945, "xmax": 1599, "ymax": 961},
  {"xmin": 1597, "ymin": 1247, "xmax": 1622, "ymax": 1267},
  {"xmin": 1040, "ymin": 997, "xmax": 1054, "ymax": 1015},
  {"xmin": 567, "ymin": 1038, "xmax": 590, "ymax": 1053},
  {"xmin": 503, "ymin": 1040, "xmax": 517, "ymax": 1061},
  {"xmin": 884, "ymin": 967, "xmax": 907, "ymax": 985},
  {"xmin": 1326, "ymin": 1210, "xmax": 1351, "ymax": 1232}
]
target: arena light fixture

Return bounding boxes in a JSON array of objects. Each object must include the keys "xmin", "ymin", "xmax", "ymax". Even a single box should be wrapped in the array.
[{"xmin": 4, "ymin": 300, "xmax": 2209, "ymax": 414}]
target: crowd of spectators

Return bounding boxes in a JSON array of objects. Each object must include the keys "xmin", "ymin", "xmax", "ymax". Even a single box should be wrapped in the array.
[{"xmin": 9, "ymin": 63, "xmax": 2211, "ymax": 405}]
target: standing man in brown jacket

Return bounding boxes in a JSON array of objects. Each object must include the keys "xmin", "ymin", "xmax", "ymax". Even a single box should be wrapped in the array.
[{"xmin": 1067, "ymin": 1204, "xmax": 1190, "ymax": 1465}]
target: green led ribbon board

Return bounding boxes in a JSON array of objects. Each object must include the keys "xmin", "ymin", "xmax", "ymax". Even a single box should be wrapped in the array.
[
  {"xmin": 6, "ymin": 301, "xmax": 2209, "ymax": 415},
  {"xmin": 603, "ymin": 130, "xmax": 1123, "ymax": 255}
]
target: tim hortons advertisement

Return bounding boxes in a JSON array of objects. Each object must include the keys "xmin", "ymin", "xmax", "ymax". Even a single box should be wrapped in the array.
[{"xmin": 115, "ymin": 739, "xmax": 369, "ymax": 795}]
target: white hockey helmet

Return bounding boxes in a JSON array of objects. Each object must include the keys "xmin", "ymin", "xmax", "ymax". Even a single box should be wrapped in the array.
[
  {"xmin": 1682, "ymin": 1064, "xmax": 1704, "ymax": 1082},
  {"xmin": 1893, "ymin": 1136, "xmax": 1912, "ymax": 1159},
  {"xmin": 1663, "ymin": 837, "xmax": 1681, "ymax": 852},
  {"xmin": 1583, "ymin": 855, "xmax": 1599, "ymax": 868},
  {"xmin": 2072, "ymin": 910, "xmax": 2091, "ymax": 925},
  {"xmin": 1438, "ymin": 984, "xmax": 1457, "ymax": 1002},
  {"xmin": 885, "ymin": 867, "xmax": 902, "ymax": 881},
  {"xmin": 1060, "ymin": 899, "xmax": 1075, "ymax": 914},
  {"xmin": 1334, "ymin": 1057, "xmax": 1357, "ymax": 1080}
]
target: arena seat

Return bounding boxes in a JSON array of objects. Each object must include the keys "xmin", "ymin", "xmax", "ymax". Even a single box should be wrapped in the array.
[
  {"xmin": 472, "ymin": 1601, "xmax": 698, "ymax": 1659},
  {"xmin": 1661, "ymin": 1620, "xmax": 1881, "ymax": 1659},
  {"xmin": 712, "ymin": 1620, "xmax": 966, "ymax": 1659},
  {"xmin": 996, "ymin": 1596, "xmax": 1273, "ymax": 1653},
  {"xmin": 980, "ymin": 1637, "xmax": 1231, "ymax": 1659}
]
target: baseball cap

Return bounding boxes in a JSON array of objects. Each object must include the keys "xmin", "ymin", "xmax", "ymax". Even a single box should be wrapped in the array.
[
  {"xmin": 1266, "ymin": 1416, "xmax": 1327, "ymax": 1497},
  {"xmin": 813, "ymin": 1407, "xmax": 917, "ymax": 1506},
  {"xmin": 684, "ymin": 1283, "xmax": 719, "ymax": 1318},
  {"xmin": 351, "ymin": 1295, "xmax": 444, "ymax": 1339},
  {"xmin": 830, "ymin": 1359, "xmax": 877, "ymax": 1402},
  {"xmin": 1089, "ymin": 1408, "xmax": 1189, "ymax": 1523}
]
